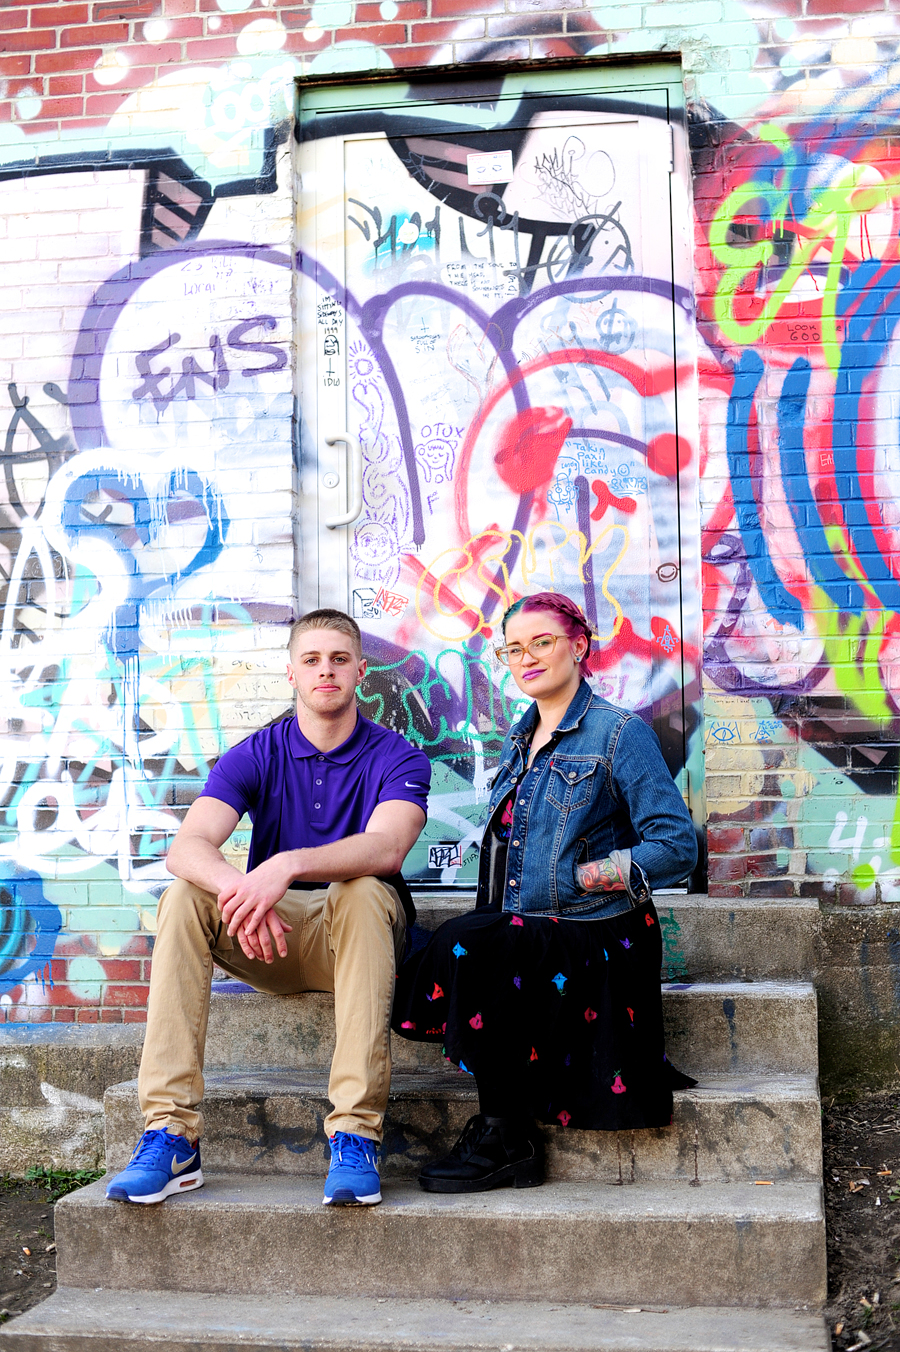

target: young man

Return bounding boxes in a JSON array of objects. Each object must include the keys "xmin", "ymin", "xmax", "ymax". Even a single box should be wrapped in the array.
[{"xmin": 105, "ymin": 609, "xmax": 430, "ymax": 1207}]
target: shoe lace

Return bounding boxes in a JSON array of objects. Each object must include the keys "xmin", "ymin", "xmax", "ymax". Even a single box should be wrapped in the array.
[
  {"xmin": 330, "ymin": 1132, "xmax": 377, "ymax": 1169},
  {"xmin": 446, "ymin": 1114, "xmax": 488, "ymax": 1162},
  {"xmin": 128, "ymin": 1129, "xmax": 178, "ymax": 1167}
]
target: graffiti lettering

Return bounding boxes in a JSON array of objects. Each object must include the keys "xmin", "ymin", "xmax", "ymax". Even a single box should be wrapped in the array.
[
  {"xmin": 428, "ymin": 842, "xmax": 464, "ymax": 870},
  {"xmin": 133, "ymin": 319, "xmax": 286, "ymax": 409}
]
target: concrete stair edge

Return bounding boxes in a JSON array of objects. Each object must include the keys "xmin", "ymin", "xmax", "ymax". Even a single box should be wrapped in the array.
[
  {"xmin": 0, "ymin": 893, "xmax": 829, "ymax": 1332},
  {"xmin": 102, "ymin": 1071, "xmax": 824, "ymax": 1183},
  {"xmin": 234, "ymin": 893, "xmax": 822, "ymax": 982},
  {"xmin": 204, "ymin": 980, "xmax": 819, "ymax": 1077},
  {"xmin": 52, "ymin": 1176, "xmax": 827, "ymax": 1308},
  {"xmin": 0, "ymin": 1287, "xmax": 831, "ymax": 1352},
  {"xmin": 410, "ymin": 893, "xmax": 820, "ymax": 912}
]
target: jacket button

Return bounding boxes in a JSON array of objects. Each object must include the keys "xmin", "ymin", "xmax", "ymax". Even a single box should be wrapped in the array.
[
  {"xmin": 512, "ymin": 840, "xmax": 520, "ymax": 847},
  {"xmin": 509, "ymin": 879, "xmax": 517, "ymax": 887},
  {"xmin": 568, "ymin": 770, "xmax": 576, "ymax": 779}
]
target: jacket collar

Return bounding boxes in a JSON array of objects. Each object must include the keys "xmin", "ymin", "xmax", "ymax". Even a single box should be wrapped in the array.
[{"xmin": 508, "ymin": 678, "xmax": 594, "ymax": 748}]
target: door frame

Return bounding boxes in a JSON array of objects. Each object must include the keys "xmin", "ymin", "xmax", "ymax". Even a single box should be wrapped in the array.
[{"xmin": 293, "ymin": 59, "xmax": 704, "ymax": 889}]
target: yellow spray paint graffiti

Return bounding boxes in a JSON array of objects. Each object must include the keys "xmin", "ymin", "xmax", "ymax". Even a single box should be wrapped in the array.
[{"xmin": 413, "ymin": 522, "xmax": 630, "ymax": 645}]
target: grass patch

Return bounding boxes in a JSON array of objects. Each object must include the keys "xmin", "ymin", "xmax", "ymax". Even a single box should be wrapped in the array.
[{"xmin": 21, "ymin": 1166, "xmax": 105, "ymax": 1202}]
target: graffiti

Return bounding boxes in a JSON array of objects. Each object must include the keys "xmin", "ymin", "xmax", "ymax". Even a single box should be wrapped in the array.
[
  {"xmin": 428, "ymin": 843, "xmax": 464, "ymax": 870},
  {"xmin": 132, "ymin": 319, "xmax": 287, "ymax": 411},
  {"xmin": 698, "ymin": 76, "xmax": 900, "ymax": 900},
  {"xmin": 0, "ymin": 223, "xmax": 295, "ymax": 1009},
  {"xmin": 751, "ymin": 720, "xmax": 782, "ymax": 744},
  {"xmin": 3, "ymin": 0, "xmax": 900, "ymax": 1018},
  {"xmin": 414, "ymin": 424, "xmax": 462, "ymax": 490},
  {"xmin": 409, "ymin": 520, "xmax": 631, "ymax": 647},
  {"xmin": 352, "ymin": 586, "xmax": 410, "ymax": 620},
  {"xmin": 653, "ymin": 622, "xmax": 678, "ymax": 656},
  {"xmin": 0, "ymin": 871, "xmax": 62, "ymax": 995},
  {"xmin": 348, "ymin": 197, "xmax": 441, "ymax": 271},
  {"xmin": 1, "ymin": 57, "xmax": 708, "ymax": 1018},
  {"xmin": 709, "ymin": 130, "xmax": 895, "ymax": 374},
  {"xmin": 530, "ymin": 138, "xmax": 616, "ymax": 220}
]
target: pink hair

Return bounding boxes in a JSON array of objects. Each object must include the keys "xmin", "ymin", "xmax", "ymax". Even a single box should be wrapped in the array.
[{"xmin": 502, "ymin": 592, "xmax": 595, "ymax": 675}]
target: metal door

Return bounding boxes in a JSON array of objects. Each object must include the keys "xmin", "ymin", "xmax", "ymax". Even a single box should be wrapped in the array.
[{"xmin": 295, "ymin": 66, "xmax": 700, "ymax": 887}]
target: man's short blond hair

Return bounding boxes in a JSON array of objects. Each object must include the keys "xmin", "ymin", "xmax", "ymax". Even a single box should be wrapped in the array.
[{"xmin": 288, "ymin": 609, "xmax": 362, "ymax": 656}]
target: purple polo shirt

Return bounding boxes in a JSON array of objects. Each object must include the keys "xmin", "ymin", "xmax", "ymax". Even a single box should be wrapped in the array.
[{"xmin": 199, "ymin": 713, "xmax": 431, "ymax": 871}]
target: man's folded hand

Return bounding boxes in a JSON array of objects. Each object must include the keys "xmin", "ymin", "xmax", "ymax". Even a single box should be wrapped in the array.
[
  {"xmin": 233, "ymin": 910, "xmax": 291, "ymax": 963},
  {"xmin": 219, "ymin": 855, "xmax": 296, "ymax": 959}
]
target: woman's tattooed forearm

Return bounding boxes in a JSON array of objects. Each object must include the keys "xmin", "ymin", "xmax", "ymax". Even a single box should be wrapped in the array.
[{"xmin": 576, "ymin": 857, "xmax": 627, "ymax": 893}]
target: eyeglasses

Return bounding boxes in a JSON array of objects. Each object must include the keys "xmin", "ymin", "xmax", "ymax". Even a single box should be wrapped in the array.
[{"xmin": 494, "ymin": 635, "xmax": 562, "ymax": 666}]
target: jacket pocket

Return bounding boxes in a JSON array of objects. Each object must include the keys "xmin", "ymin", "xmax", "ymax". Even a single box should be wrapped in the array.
[{"xmin": 546, "ymin": 755, "xmax": 602, "ymax": 811}]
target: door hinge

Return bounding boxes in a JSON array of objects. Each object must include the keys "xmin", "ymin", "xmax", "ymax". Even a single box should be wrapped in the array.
[{"xmin": 668, "ymin": 123, "xmax": 675, "ymax": 174}]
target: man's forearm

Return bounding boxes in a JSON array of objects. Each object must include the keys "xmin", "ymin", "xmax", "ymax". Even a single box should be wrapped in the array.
[
  {"xmin": 288, "ymin": 831, "xmax": 406, "ymax": 884},
  {"xmin": 166, "ymin": 834, "xmax": 245, "ymax": 896}
]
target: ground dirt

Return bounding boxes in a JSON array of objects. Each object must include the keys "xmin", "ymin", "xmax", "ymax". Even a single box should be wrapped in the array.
[
  {"xmin": 3, "ymin": 1101, "xmax": 900, "ymax": 1348},
  {"xmin": 0, "ymin": 1176, "xmax": 59, "ymax": 1326},
  {"xmin": 824, "ymin": 1094, "xmax": 900, "ymax": 1352}
]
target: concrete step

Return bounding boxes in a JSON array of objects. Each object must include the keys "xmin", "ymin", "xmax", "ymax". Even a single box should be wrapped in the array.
[
  {"xmin": 104, "ymin": 1071, "xmax": 822, "ymax": 1183},
  {"xmin": 52, "ymin": 1174, "xmax": 827, "ymax": 1308},
  {"xmin": 0, "ymin": 1286, "xmax": 831, "ymax": 1352},
  {"xmin": 661, "ymin": 981, "xmax": 817, "ymax": 1077},
  {"xmin": 409, "ymin": 895, "xmax": 820, "ymax": 982},
  {"xmin": 0, "ymin": 1023, "xmax": 144, "ymax": 1173},
  {"xmin": 0, "ymin": 1023, "xmax": 144, "ymax": 1102},
  {"xmin": 204, "ymin": 980, "xmax": 819, "ymax": 1077},
  {"xmin": 651, "ymin": 897, "xmax": 818, "ymax": 982},
  {"xmin": 0, "ymin": 1103, "xmax": 105, "ymax": 1175}
]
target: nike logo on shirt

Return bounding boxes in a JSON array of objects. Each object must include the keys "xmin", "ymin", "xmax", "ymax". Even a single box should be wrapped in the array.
[{"xmin": 405, "ymin": 782, "xmax": 426, "ymax": 789}]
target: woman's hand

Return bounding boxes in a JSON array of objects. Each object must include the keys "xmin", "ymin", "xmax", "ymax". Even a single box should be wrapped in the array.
[{"xmin": 576, "ymin": 856, "xmax": 627, "ymax": 893}]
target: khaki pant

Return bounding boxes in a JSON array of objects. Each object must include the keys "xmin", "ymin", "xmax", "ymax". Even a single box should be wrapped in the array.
[{"xmin": 137, "ymin": 876, "xmax": 406, "ymax": 1144}]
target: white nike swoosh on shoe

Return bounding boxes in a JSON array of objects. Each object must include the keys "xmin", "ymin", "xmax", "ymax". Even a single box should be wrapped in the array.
[{"xmin": 171, "ymin": 1153, "xmax": 197, "ymax": 1174}]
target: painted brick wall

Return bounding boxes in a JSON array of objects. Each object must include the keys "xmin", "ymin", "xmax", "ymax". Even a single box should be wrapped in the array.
[{"xmin": 0, "ymin": 0, "xmax": 898, "ymax": 1022}]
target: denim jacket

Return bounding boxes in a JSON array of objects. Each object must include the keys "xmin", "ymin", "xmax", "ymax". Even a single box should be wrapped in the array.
[{"xmin": 475, "ymin": 679, "xmax": 698, "ymax": 920}]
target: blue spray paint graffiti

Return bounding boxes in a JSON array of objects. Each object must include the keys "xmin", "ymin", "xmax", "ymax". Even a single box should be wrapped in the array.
[{"xmin": 0, "ymin": 869, "xmax": 62, "ymax": 994}]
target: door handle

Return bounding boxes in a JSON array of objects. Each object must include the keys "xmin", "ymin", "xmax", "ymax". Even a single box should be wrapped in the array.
[{"xmin": 323, "ymin": 432, "xmax": 363, "ymax": 529}]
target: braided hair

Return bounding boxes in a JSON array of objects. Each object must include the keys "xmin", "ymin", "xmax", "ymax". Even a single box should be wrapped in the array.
[{"xmin": 502, "ymin": 592, "xmax": 596, "ymax": 676}]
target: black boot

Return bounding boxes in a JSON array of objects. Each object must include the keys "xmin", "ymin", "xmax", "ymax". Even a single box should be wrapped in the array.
[{"xmin": 418, "ymin": 1113, "xmax": 544, "ymax": 1193}]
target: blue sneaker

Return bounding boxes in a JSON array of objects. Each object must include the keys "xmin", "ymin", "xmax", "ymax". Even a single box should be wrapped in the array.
[
  {"xmin": 105, "ymin": 1128, "xmax": 203, "ymax": 1204},
  {"xmin": 323, "ymin": 1132, "xmax": 381, "ymax": 1206}
]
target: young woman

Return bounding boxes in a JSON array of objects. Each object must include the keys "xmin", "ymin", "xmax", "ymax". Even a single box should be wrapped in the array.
[{"xmin": 392, "ymin": 592, "xmax": 698, "ymax": 1193}]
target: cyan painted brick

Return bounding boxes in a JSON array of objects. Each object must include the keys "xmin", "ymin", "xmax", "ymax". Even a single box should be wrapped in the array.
[
  {"xmin": 592, "ymin": 3, "xmax": 642, "ymax": 25},
  {"xmin": 43, "ymin": 881, "xmax": 90, "ymax": 905},
  {"xmin": 67, "ymin": 907, "xmax": 140, "ymax": 934},
  {"xmin": 695, "ymin": 18, "xmax": 757, "ymax": 45},
  {"xmin": 796, "ymin": 813, "xmax": 856, "ymax": 851},
  {"xmin": 712, "ymin": 90, "xmax": 783, "ymax": 123},
  {"xmin": 643, "ymin": 0, "xmax": 721, "ymax": 26},
  {"xmin": 88, "ymin": 881, "xmax": 129, "ymax": 904},
  {"xmin": 805, "ymin": 852, "xmax": 849, "ymax": 877}
]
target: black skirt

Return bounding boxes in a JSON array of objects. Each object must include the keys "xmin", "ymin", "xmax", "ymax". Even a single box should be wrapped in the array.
[{"xmin": 392, "ymin": 900, "xmax": 695, "ymax": 1131}]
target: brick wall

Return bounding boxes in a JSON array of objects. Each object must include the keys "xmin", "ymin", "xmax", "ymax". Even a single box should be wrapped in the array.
[{"xmin": 1, "ymin": 0, "xmax": 899, "ymax": 1021}]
